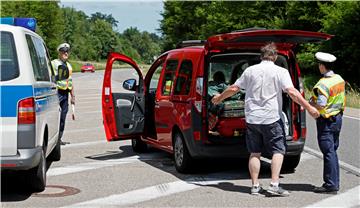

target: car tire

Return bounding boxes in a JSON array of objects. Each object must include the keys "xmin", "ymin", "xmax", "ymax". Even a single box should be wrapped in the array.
[
  {"xmin": 131, "ymin": 137, "xmax": 148, "ymax": 153},
  {"xmin": 282, "ymin": 154, "xmax": 301, "ymax": 172},
  {"xmin": 48, "ymin": 138, "xmax": 61, "ymax": 161},
  {"xmin": 28, "ymin": 148, "xmax": 47, "ymax": 192},
  {"xmin": 173, "ymin": 132, "xmax": 193, "ymax": 173}
]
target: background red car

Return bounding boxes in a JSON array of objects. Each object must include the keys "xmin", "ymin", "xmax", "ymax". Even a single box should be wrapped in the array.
[{"xmin": 81, "ymin": 63, "xmax": 95, "ymax": 73}]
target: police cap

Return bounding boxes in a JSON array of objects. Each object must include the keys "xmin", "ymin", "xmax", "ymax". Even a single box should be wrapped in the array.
[
  {"xmin": 57, "ymin": 43, "xmax": 70, "ymax": 52},
  {"xmin": 315, "ymin": 52, "xmax": 336, "ymax": 63}
]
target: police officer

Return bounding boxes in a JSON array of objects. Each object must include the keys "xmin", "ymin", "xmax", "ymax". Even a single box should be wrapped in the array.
[
  {"xmin": 310, "ymin": 52, "xmax": 346, "ymax": 194},
  {"xmin": 52, "ymin": 43, "xmax": 75, "ymax": 145}
]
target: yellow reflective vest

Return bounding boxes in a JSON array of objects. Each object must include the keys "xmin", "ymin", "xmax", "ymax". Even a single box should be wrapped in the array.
[
  {"xmin": 312, "ymin": 74, "xmax": 346, "ymax": 118},
  {"xmin": 51, "ymin": 59, "xmax": 73, "ymax": 91}
]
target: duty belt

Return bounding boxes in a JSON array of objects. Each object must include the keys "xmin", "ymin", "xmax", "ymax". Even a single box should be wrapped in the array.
[{"xmin": 320, "ymin": 111, "xmax": 343, "ymax": 122}]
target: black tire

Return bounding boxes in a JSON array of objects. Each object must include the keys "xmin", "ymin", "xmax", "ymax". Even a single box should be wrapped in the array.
[
  {"xmin": 131, "ymin": 137, "xmax": 148, "ymax": 153},
  {"xmin": 48, "ymin": 138, "xmax": 61, "ymax": 161},
  {"xmin": 282, "ymin": 155, "xmax": 301, "ymax": 172},
  {"xmin": 173, "ymin": 132, "xmax": 193, "ymax": 173},
  {"xmin": 28, "ymin": 149, "xmax": 47, "ymax": 192}
]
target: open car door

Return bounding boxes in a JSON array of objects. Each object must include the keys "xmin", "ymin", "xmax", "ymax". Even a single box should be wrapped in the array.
[
  {"xmin": 102, "ymin": 52, "xmax": 145, "ymax": 141},
  {"xmin": 206, "ymin": 29, "xmax": 333, "ymax": 51}
]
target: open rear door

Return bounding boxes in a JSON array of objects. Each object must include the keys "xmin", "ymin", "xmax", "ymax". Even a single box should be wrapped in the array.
[
  {"xmin": 102, "ymin": 52, "xmax": 145, "ymax": 141},
  {"xmin": 206, "ymin": 29, "xmax": 333, "ymax": 51}
]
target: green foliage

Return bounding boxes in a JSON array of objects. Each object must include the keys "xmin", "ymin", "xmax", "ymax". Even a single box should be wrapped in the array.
[
  {"xmin": 1, "ymin": 3, "xmax": 162, "ymax": 64},
  {"xmin": 160, "ymin": 1, "xmax": 359, "ymax": 87},
  {"xmin": 319, "ymin": 1, "xmax": 360, "ymax": 87},
  {"xmin": 1, "ymin": 1, "xmax": 64, "ymax": 58}
]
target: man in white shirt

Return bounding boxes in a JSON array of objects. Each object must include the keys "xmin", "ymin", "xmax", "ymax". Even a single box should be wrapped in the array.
[{"xmin": 212, "ymin": 43, "xmax": 319, "ymax": 196}]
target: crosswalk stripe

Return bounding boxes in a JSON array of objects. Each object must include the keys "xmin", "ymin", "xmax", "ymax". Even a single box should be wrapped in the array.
[
  {"xmin": 303, "ymin": 185, "xmax": 360, "ymax": 208},
  {"xmin": 61, "ymin": 174, "xmax": 237, "ymax": 207},
  {"xmin": 47, "ymin": 153, "xmax": 166, "ymax": 177}
]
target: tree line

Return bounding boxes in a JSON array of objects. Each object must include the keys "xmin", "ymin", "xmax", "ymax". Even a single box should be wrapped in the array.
[
  {"xmin": 1, "ymin": 1, "xmax": 359, "ymax": 86},
  {"xmin": 160, "ymin": 1, "xmax": 359, "ymax": 86},
  {"xmin": 1, "ymin": 1, "xmax": 162, "ymax": 64}
]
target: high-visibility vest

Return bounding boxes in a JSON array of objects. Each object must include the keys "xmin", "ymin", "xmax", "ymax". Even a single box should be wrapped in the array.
[
  {"xmin": 51, "ymin": 59, "xmax": 73, "ymax": 90},
  {"xmin": 312, "ymin": 74, "xmax": 346, "ymax": 118},
  {"xmin": 164, "ymin": 80, "xmax": 172, "ymax": 95}
]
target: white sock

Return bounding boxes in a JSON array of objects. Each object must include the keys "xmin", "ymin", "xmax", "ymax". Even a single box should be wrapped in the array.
[
  {"xmin": 270, "ymin": 182, "xmax": 279, "ymax": 187},
  {"xmin": 253, "ymin": 183, "xmax": 260, "ymax": 187}
]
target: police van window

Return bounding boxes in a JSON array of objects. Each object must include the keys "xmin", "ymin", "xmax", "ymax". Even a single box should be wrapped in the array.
[
  {"xmin": 26, "ymin": 35, "xmax": 50, "ymax": 82},
  {"xmin": 161, "ymin": 59, "xmax": 178, "ymax": 96},
  {"xmin": 174, "ymin": 59, "xmax": 193, "ymax": 95},
  {"xmin": 0, "ymin": 32, "xmax": 19, "ymax": 81}
]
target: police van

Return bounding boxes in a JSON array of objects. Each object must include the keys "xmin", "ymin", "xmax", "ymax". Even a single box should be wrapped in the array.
[{"xmin": 0, "ymin": 18, "xmax": 61, "ymax": 191}]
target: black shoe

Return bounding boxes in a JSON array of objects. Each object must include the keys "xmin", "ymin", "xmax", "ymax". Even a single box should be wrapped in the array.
[{"xmin": 313, "ymin": 186, "xmax": 338, "ymax": 194}]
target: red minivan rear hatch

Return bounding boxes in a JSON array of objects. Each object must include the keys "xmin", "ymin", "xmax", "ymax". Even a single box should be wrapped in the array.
[{"xmin": 206, "ymin": 29, "xmax": 333, "ymax": 51}]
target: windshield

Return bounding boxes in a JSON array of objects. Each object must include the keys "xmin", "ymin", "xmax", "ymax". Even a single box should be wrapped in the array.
[{"xmin": 0, "ymin": 32, "xmax": 19, "ymax": 81}]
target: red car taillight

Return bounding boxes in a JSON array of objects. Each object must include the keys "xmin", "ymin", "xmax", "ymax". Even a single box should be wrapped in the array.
[{"xmin": 18, "ymin": 97, "xmax": 35, "ymax": 124}]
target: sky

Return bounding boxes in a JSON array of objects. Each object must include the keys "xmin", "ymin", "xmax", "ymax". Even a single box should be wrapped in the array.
[{"xmin": 61, "ymin": 0, "xmax": 164, "ymax": 35}]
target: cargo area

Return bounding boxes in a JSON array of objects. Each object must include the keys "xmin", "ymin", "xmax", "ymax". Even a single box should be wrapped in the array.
[{"xmin": 206, "ymin": 53, "xmax": 292, "ymax": 142}]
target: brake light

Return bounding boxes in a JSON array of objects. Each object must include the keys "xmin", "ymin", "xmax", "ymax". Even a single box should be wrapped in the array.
[{"xmin": 18, "ymin": 97, "xmax": 35, "ymax": 124}]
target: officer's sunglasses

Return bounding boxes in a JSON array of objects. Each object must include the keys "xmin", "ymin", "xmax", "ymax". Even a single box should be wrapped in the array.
[{"xmin": 59, "ymin": 48, "xmax": 70, "ymax": 53}]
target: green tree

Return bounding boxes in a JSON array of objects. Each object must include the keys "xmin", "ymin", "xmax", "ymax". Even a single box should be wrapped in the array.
[
  {"xmin": 320, "ymin": 1, "xmax": 360, "ymax": 86},
  {"xmin": 90, "ymin": 12, "xmax": 118, "ymax": 28},
  {"xmin": 1, "ymin": 1, "xmax": 64, "ymax": 58}
]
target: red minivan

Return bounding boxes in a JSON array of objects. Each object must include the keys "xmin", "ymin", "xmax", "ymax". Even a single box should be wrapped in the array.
[{"xmin": 102, "ymin": 29, "xmax": 332, "ymax": 173}]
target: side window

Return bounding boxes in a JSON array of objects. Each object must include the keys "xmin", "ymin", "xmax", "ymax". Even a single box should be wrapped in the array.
[
  {"xmin": 174, "ymin": 59, "xmax": 193, "ymax": 95},
  {"xmin": 0, "ymin": 32, "xmax": 19, "ymax": 81},
  {"xmin": 161, "ymin": 59, "xmax": 178, "ymax": 96},
  {"xmin": 150, "ymin": 60, "xmax": 164, "ymax": 93},
  {"xmin": 26, "ymin": 35, "xmax": 50, "ymax": 81}
]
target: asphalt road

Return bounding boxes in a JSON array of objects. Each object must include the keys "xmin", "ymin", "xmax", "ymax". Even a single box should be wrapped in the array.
[{"xmin": 1, "ymin": 69, "xmax": 359, "ymax": 207}]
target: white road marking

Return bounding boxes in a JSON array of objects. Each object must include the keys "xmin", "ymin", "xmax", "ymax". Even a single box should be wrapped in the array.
[
  {"xmin": 61, "ymin": 141, "xmax": 106, "ymax": 149},
  {"xmin": 260, "ymin": 152, "xmax": 315, "ymax": 165},
  {"xmin": 343, "ymin": 115, "xmax": 360, "ymax": 121},
  {"xmin": 63, "ymin": 126, "xmax": 103, "ymax": 134},
  {"xmin": 47, "ymin": 153, "xmax": 165, "ymax": 177},
  {"xmin": 62, "ymin": 175, "xmax": 237, "ymax": 208},
  {"xmin": 304, "ymin": 146, "xmax": 360, "ymax": 176},
  {"xmin": 303, "ymin": 185, "xmax": 360, "ymax": 208}
]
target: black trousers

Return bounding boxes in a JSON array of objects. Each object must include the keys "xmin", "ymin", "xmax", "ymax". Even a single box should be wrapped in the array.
[{"xmin": 58, "ymin": 89, "xmax": 70, "ymax": 139}]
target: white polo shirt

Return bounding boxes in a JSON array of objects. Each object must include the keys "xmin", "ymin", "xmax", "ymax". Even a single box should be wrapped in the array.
[{"xmin": 234, "ymin": 60, "xmax": 294, "ymax": 124}]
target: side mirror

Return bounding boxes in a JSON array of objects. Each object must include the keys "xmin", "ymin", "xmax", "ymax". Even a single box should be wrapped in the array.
[{"xmin": 123, "ymin": 79, "xmax": 137, "ymax": 91}]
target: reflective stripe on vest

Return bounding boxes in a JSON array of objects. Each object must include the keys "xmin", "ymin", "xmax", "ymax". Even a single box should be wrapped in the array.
[
  {"xmin": 312, "ymin": 74, "xmax": 346, "ymax": 118},
  {"xmin": 51, "ymin": 59, "xmax": 73, "ymax": 90}
]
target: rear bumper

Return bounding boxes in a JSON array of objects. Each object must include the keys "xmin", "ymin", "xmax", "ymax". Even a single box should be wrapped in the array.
[
  {"xmin": 183, "ymin": 130, "xmax": 305, "ymax": 159},
  {"xmin": 0, "ymin": 147, "xmax": 42, "ymax": 170},
  {"xmin": 285, "ymin": 138, "xmax": 305, "ymax": 156}
]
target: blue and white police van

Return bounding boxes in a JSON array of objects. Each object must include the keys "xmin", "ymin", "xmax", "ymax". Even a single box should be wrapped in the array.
[{"xmin": 1, "ymin": 18, "xmax": 61, "ymax": 192}]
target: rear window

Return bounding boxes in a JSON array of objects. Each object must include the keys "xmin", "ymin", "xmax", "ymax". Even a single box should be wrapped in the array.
[
  {"xmin": 0, "ymin": 32, "xmax": 19, "ymax": 81},
  {"xmin": 209, "ymin": 53, "xmax": 289, "ymax": 85}
]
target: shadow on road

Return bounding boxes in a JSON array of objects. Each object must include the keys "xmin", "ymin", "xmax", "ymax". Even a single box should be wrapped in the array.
[{"xmin": 1, "ymin": 162, "xmax": 53, "ymax": 202}]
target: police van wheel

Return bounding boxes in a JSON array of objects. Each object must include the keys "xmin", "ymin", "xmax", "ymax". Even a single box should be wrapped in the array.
[
  {"xmin": 131, "ymin": 137, "xmax": 148, "ymax": 153},
  {"xmin": 48, "ymin": 138, "xmax": 61, "ymax": 161},
  {"xmin": 28, "ymin": 149, "xmax": 47, "ymax": 192},
  {"xmin": 173, "ymin": 132, "xmax": 193, "ymax": 173},
  {"xmin": 282, "ymin": 155, "xmax": 301, "ymax": 172}
]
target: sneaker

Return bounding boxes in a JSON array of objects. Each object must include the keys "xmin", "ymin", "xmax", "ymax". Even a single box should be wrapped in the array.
[
  {"xmin": 251, "ymin": 185, "xmax": 263, "ymax": 195},
  {"xmin": 267, "ymin": 184, "xmax": 290, "ymax": 197}
]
